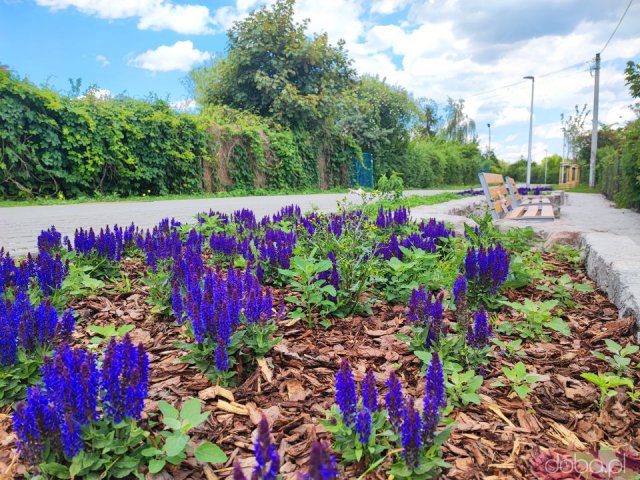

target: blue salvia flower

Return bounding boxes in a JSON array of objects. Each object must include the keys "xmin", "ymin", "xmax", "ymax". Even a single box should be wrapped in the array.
[
  {"xmin": 215, "ymin": 342, "xmax": 229, "ymax": 372},
  {"xmin": 464, "ymin": 247, "xmax": 477, "ymax": 280},
  {"xmin": 422, "ymin": 353, "xmax": 445, "ymax": 443},
  {"xmin": 253, "ymin": 416, "xmax": 280, "ymax": 480},
  {"xmin": 172, "ymin": 282, "xmax": 184, "ymax": 324},
  {"xmin": 355, "ymin": 408, "xmax": 372, "ymax": 444},
  {"xmin": 13, "ymin": 388, "xmax": 54, "ymax": 465},
  {"xmin": 385, "ymin": 370, "xmax": 405, "ymax": 432},
  {"xmin": 60, "ymin": 412, "xmax": 83, "ymax": 458},
  {"xmin": 426, "ymin": 353, "xmax": 446, "ymax": 410},
  {"xmin": 452, "ymin": 275, "xmax": 467, "ymax": 306},
  {"xmin": 58, "ymin": 308, "xmax": 75, "ymax": 338},
  {"xmin": 0, "ymin": 302, "xmax": 17, "ymax": 366},
  {"xmin": 37, "ymin": 227, "xmax": 62, "ymax": 253},
  {"xmin": 401, "ymin": 398, "xmax": 422, "ymax": 470},
  {"xmin": 42, "ymin": 344, "xmax": 99, "ymax": 425},
  {"xmin": 425, "ymin": 293, "xmax": 444, "ymax": 348},
  {"xmin": 101, "ymin": 335, "xmax": 149, "ymax": 423},
  {"xmin": 334, "ymin": 359, "xmax": 357, "ymax": 426},
  {"xmin": 467, "ymin": 307, "xmax": 492, "ymax": 348},
  {"xmin": 299, "ymin": 441, "xmax": 337, "ymax": 480},
  {"xmin": 361, "ymin": 368, "xmax": 378, "ymax": 411},
  {"xmin": 233, "ymin": 462, "xmax": 248, "ymax": 480}
]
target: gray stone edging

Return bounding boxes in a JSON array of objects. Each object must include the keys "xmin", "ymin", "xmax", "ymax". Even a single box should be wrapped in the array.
[{"xmin": 581, "ymin": 232, "xmax": 640, "ymax": 341}]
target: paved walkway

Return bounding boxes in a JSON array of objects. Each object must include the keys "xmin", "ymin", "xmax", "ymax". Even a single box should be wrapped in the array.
[
  {"xmin": 0, "ymin": 189, "xmax": 449, "ymax": 256},
  {"xmin": 498, "ymin": 193, "xmax": 640, "ymax": 245}
]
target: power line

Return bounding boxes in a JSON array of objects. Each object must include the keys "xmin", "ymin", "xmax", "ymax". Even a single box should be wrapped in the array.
[
  {"xmin": 468, "ymin": 60, "xmax": 591, "ymax": 99},
  {"xmin": 600, "ymin": 0, "xmax": 634, "ymax": 53}
]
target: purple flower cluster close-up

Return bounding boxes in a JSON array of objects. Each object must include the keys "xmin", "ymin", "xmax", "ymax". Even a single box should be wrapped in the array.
[
  {"xmin": 0, "ymin": 292, "xmax": 74, "ymax": 366},
  {"xmin": 334, "ymin": 359, "xmax": 380, "ymax": 445},
  {"xmin": 464, "ymin": 243, "xmax": 510, "ymax": 293},
  {"xmin": 407, "ymin": 286, "xmax": 446, "ymax": 347},
  {"xmin": 12, "ymin": 337, "xmax": 149, "ymax": 464},
  {"xmin": 386, "ymin": 353, "xmax": 446, "ymax": 471}
]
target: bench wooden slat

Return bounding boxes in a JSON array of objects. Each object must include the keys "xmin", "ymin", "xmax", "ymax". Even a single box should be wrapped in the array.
[
  {"xmin": 483, "ymin": 173, "xmax": 505, "ymax": 185},
  {"xmin": 504, "ymin": 207, "xmax": 527, "ymax": 220},
  {"xmin": 539, "ymin": 205, "xmax": 555, "ymax": 218},
  {"xmin": 522, "ymin": 206, "xmax": 541, "ymax": 218}
]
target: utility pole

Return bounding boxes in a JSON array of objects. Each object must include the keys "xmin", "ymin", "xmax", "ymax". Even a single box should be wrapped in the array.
[
  {"xmin": 487, "ymin": 123, "xmax": 491, "ymax": 154},
  {"xmin": 588, "ymin": 53, "xmax": 600, "ymax": 188},
  {"xmin": 524, "ymin": 76, "xmax": 535, "ymax": 188},
  {"xmin": 544, "ymin": 149, "xmax": 548, "ymax": 184}
]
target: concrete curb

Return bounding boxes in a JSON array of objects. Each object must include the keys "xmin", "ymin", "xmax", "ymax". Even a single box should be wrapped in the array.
[{"xmin": 581, "ymin": 232, "xmax": 640, "ymax": 341}]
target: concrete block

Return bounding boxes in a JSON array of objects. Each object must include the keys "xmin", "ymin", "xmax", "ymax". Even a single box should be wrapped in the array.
[{"xmin": 581, "ymin": 232, "xmax": 640, "ymax": 341}]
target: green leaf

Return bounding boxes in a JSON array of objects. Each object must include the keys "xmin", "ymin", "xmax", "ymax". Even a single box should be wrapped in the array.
[
  {"xmin": 513, "ymin": 384, "xmax": 532, "ymax": 399},
  {"xmin": 141, "ymin": 447, "xmax": 163, "ymax": 457},
  {"xmin": 158, "ymin": 400, "xmax": 180, "ymax": 420},
  {"xmin": 40, "ymin": 462, "xmax": 71, "ymax": 479},
  {"xmin": 546, "ymin": 317, "xmax": 571, "ymax": 336},
  {"xmin": 180, "ymin": 398, "xmax": 205, "ymax": 425},
  {"xmin": 164, "ymin": 433, "xmax": 190, "ymax": 457},
  {"xmin": 194, "ymin": 442, "xmax": 228, "ymax": 464},
  {"xmin": 148, "ymin": 458, "xmax": 166, "ymax": 474}
]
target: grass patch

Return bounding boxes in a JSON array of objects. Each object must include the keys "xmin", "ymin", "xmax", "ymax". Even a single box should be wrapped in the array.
[
  {"xmin": 0, "ymin": 186, "xmax": 475, "ymax": 208},
  {"xmin": 364, "ymin": 192, "xmax": 462, "ymax": 214},
  {"xmin": 548, "ymin": 184, "xmax": 601, "ymax": 194}
]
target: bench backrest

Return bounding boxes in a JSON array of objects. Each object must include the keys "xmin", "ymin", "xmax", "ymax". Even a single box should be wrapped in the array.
[
  {"xmin": 505, "ymin": 177, "xmax": 522, "ymax": 202},
  {"xmin": 478, "ymin": 172, "xmax": 511, "ymax": 218}
]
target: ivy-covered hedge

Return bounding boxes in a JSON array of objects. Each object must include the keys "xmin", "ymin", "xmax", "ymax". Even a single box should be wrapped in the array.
[
  {"xmin": 0, "ymin": 71, "xmax": 210, "ymax": 199},
  {"xmin": 0, "ymin": 73, "xmax": 364, "ymax": 199},
  {"xmin": 201, "ymin": 105, "xmax": 361, "ymax": 193}
]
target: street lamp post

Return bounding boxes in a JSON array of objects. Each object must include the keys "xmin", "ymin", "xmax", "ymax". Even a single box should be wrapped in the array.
[
  {"xmin": 544, "ymin": 148, "xmax": 548, "ymax": 184},
  {"xmin": 487, "ymin": 123, "xmax": 491, "ymax": 154},
  {"xmin": 524, "ymin": 76, "xmax": 535, "ymax": 188}
]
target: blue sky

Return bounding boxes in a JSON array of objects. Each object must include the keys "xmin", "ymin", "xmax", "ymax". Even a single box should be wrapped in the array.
[{"xmin": 1, "ymin": 0, "xmax": 639, "ymax": 163}]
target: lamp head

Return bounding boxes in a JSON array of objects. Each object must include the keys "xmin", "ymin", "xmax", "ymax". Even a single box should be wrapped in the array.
[{"xmin": 523, "ymin": 75, "xmax": 534, "ymax": 81}]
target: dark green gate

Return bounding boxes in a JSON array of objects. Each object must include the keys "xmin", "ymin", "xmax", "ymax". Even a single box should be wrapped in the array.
[{"xmin": 352, "ymin": 153, "xmax": 374, "ymax": 188}]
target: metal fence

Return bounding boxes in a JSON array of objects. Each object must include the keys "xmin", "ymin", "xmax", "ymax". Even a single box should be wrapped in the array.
[{"xmin": 352, "ymin": 153, "xmax": 374, "ymax": 188}]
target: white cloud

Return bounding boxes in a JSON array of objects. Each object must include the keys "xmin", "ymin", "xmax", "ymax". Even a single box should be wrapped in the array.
[
  {"xmin": 171, "ymin": 98, "xmax": 198, "ymax": 112},
  {"xmin": 96, "ymin": 54, "xmax": 110, "ymax": 66},
  {"xmin": 79, "ymin": 88, "xmax": 112, "ymax": 100},
  {"xmin": 370, "ymin": 0, "xmax": 409, "ymax": 15},
  {"xmin": 129, "ymin": 41, "xmax": 210, "ymax": 72},
  {"xmin": 35, "ymin": 0, "xmax": 213, "ymax": 34}
]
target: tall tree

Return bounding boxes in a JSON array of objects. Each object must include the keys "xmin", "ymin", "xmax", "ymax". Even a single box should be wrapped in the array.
[
  {"xmin": 561, "ymin": 104, "xmax": 590, "ymax": 161},
  {"xmin": 440, "ymin": 97, "xmax": 476, "ymax": 143},
  {"xmin": 190, "ymin": 0, "xmax": 355, "ymax": 131}
]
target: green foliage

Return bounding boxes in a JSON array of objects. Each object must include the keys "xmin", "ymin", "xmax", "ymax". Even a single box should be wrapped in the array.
[
  {"xmin": 322, "ymin": 405, "xmax": 389, "ymax": 466},
  {"xmin": 87, "ymin": 324, "xmax": 135, "ymax": 346},
  {"xmin": 498, "ymin": 299, "xmax": 570, "ymax": 340},
  {"xmin": 591, "ymin": 339, "xmax": 639, "ymax": 376},
  {"xmin": 625, "ymin": 60, "xmax": 640, "ymax": 100},
  {"xmin": 446, "ymin": 368, "xmax": 483, "ymax": 407},
  {"xmin": 143, "ymin": 399, "xmax": 227, "ymax": 474},
  {"xmin": 0, "ymin": 70, "xmax": 208, "ymax": 199},
  {"xmin": 581, "ymin": 372, "xmax": 633, "ymax": 410},
  {"xmin": 39, "ymin": 419, "xmax": 148, "ymax": 479},
  {"xmin": 491, "ymin": 362, "xmax": 539, "ymax": 399},
  {"xmin": 491, "ymin": 338, "xmax": 525, "ymax": 358},
  {"xmin": 0, "ymin": 349, "xmax": 43, "ymax": 406},
  {"xmin": 536, "ymin": 273, "xmax": 593, "ymax": 307},
  {"xmin": 191, "ymin": 0, "xmax": 355, "ymax": 131},
  {"xmin": 377, "ymin": 172, "xmax": 404, "ymax": 201},
  {"xmin": 279, "ymin": 251, "xmax": 337, "ymax": 327}
]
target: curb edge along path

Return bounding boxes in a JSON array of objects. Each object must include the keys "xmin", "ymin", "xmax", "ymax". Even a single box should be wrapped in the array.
[
  {"xmin": 0, "ymin": 189, "xmax": 449, "ymax": 257},
  {"xmin": 498, "ymin": 193, "xmax": 640, "ymax": 343}
]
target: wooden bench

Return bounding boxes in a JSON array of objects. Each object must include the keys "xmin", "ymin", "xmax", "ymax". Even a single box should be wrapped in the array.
[
  {"xmin": 505, "ymin": 177, "xmax": 551, "ymax": 207},
  {"xmin": 478, "ymin": 173, "xmax": 554, "ymax": 221}
]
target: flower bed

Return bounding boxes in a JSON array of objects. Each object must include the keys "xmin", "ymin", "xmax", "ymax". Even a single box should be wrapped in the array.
[{"xmin": 0, "ymin": 198, "xmax": 638, "ymax": 479}]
